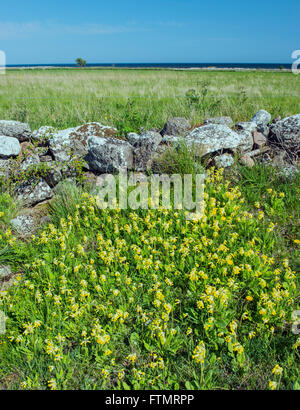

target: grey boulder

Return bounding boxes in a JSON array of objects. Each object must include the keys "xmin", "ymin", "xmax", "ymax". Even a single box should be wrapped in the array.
[
  {"xmin": 0, "ymin": 159, "xmax": 11, "ymax": 178},
  {"xmin": 269, "ymin": 114, "xmax": 300, "ymax": 155},
  {"xmin": 0, "ymin": 120, "xmax": 31, "ymax": 142},
  {"xmin": 214, "ymin": 153, "xmax": 234, "ymax": 168},
  {"xmin": 20, "ymin": 154, "xmax": 40, "ymax": 171},
  {"xmin": 236, "ymin": 122, "xmax": 258, "ymax": 134},
  {"xmin": 43, "ymin": 162, "xmax": 63, "ymax": 188},
  {"xmin": 0, "ymin": 136, "xmax": 21, "ymax": 158},
  {"xmin": 10, "ymin": 215, "xmax": 36, "ymax": 237},
  {"xmin": 185, "ymin": 124, "xmax": 253, "ymax": 157},
  {"xmin": 130, "ymin": 131, "xmax": 162, "ymax": 171},
  {"xmin": 0, "ymin": 265, "xmax": 11, "ymax": 279},
  {"xmin": 161, "ymin": 117, "xmax": 191, "ymax": 136},
  {"xmin": 31, "ymin": 126, "xmax": 55, "ymax": 144},
  {"xmin": 86, "ymin": 135, "xmax": 134, "ymax": 173},
  {"xmin": 49, "ymin": 122, "xmax": 118, "ymax": 162},
  {"xmin": 16, "ymin": 179, "xmax": 53, "ymax": 207},
  {"xmin": 251, "ymin": 110, "xmax": 271, "ymax": 127}
]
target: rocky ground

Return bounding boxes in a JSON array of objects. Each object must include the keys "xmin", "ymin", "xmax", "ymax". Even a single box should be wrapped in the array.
[{"xmin": 0, "ymin": 110, "xmax": 299, "ymax": 238}]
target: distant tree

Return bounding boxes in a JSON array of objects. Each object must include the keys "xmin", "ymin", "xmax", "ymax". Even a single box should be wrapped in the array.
[{"xmin": 76, "ymin": 58, "xmax": 87, "ymax": 67}]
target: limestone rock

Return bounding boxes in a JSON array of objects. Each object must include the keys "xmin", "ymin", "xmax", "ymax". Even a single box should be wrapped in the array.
[
  {"xmin": 20, "ymin": 154, "xmax": 40, "ymax": 171},
  {"xmin": 214, "ymin": 153, "xmax": 234, "ymax": 168},
  {"xmin": 0, "ymin": 120, "xmax": 31, "ymax": 142},
  {"xmin": 161, "ymin": 117, "xmax": 191, "ymax": 136},
  {"xmin": 16, "ymin": 179, "xmax": 53, "ymax": 207},
  {"xmin": 236, "ymin": 122, "xmax": 257, "ymax": 134},
  {"xmin": 86, "ymin": 135, "xmax": 134, "ymax": 173},
  {"xmin": 0, "ymin": 136, "xmax": 21, "ymax": 158},
  {"xmin": 185, "ymin": 124, "xmax": 253, "ymax": 157},
  {"xmin": 10, "ymin": 215, "xmax": 35, "ymax": 237},
  {"xmin": 269, "ymin": 114, "xmax": 300, "ymax": 155},
  {"xmin": 130, "ymin": 131, "xmax": 162, "ymax": 171},
  {"xmin": 0, "ymin": 265, "xmax": 11, "ymax": 279},
  {"xmin": 0, "ymin": 159, "xmax": 11, "ymax": 178},
  {"xmin": 49, "ymin": 123, "xmax": 118, "ymax": 162},
  {"xmin": 251, "ymin": 110, "xmax": 271, "ymax": 127}
]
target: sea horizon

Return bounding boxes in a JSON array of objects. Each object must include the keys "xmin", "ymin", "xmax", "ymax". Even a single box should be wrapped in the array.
[{"xmin": 5, "ymin": 62, "xmax": 292, "ymax": 69}]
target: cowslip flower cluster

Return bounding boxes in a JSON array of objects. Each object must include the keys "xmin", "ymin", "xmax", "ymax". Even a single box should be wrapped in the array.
[{"xmin": 0, "ymin": 168, "xmax": 298, "ymax": 390}]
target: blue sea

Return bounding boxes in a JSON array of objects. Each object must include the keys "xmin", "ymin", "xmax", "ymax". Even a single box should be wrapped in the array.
[{"xmin": 6, "ymin": 63, "xmax": 291, "ymax": 69}]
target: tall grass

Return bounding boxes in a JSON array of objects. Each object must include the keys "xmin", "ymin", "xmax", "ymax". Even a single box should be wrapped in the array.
[{"xmin": 0, "ymin": 69, "xmax": 299, "ymax": 133}]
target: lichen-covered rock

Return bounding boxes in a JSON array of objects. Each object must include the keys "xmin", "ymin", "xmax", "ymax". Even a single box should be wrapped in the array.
[
  {"xmin": 269, "ymin": 114, "xmax": 300, "ymax": 155},
  {"xmin": 236, "ymin": 122, "xmax": 257, "ymax": 134},
  {"xmin": 43, "ymin": 162, "xmax": 63, "ymax": 188},
  {"xmin": 0, "ymin": 265, "xmax": 11, "ymax": 279},
  {"xmin": 10, "ymin": 215, "xmax": 35, "ymax": 237},
  {"xmin": 235, "ymin": 130, "xmax": 254, "ymax": 153},
  {"xmin": 49, "ymin": 123, "xmax": 118, "ymax": 162},
  {"xmin": 10, "ymin": 202, "xmax": 51, "ymax": 237},
  {"xmin": 278, "ymin": 165, "xmax": 299, "ymax": 179},
  {"xmin": 31, "ymin": 126, "xmax": 55, "ymax": 144},
  {"xmin": 214, "ymin": 153, "xmax": 234, "ymax": 168},
  {"xmin": 0, "ymin": 159, "xmax": 11, "ymax": 178},
  {"xmin": 185, "ymin": 124, "xmax": 253, "ymax": 157},
  {"xmin": 204, "ymin": 117, "xmax": 233, "ymax": 127},
  {"xmin": 161, "ymin": 135, "xmax": 181, "ymax": 145},
  {"xmin": 126, "ymin": 133, "xmax": 141, "ymax": 146},
  {"xmin": 0, "ymin": 136, "xmax": 21, "ymax": 158},
  {"xmin": 130, "ymin": 131, "xmax": 162, "ymax": 171},
  {"xmin": 0, "ymin": 120, "xmax": 31, "ymax": 142},
  {"xmin": 20, "ymin": 154, "xmax": 40, "ymax": 171},
  {"xmin": 16, "ymin": 179, "xmax": 53, "ymax": 207},
  {"xmin": 161, "ymin": 117, "xmax": 191, "ymax": 136},
  {"xmin": 251, "ymin": 110, "xmax": 271, "ymax": 127},
  {"xmin": 86, "ymin": 135, "xmax": 134, "ymax": 173}
]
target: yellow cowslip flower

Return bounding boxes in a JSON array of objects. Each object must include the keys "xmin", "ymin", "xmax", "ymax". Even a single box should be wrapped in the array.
[
  {"xmin": 269, "ymin": 381, "xmax": 277, "ymax": 390},
  {"xmin": 293, "ymin": 338, "xmax": 300, "ymax": 350},
  {"xmin": 164, "ymin": 303, "xmax": 172, "ymax": 314},
  {"xmin": 186, "ymin": 327, "xmax": 192, "ymax": 336},
  {"xmin": 197, "ymin": 300, "xmax": 204, "ymax": 310},
  {"xmin": 267, "ymin": 223, "xmax": 275, "ymax": 233},
  {"xmin": 127, "ymin": 354, "xmax": 137, "ymax": 364},
  {"xmin": 101, "ymin": 369, "xmax": 109, "ymax": 379},
  {"xmin": 248, "ymin": 331, "xmax": 256, "ymax": 339},
  {"xmin": 272, "ymin": 364, "xmax": 283, "ymax": 376},
  {"xmin": 246, "ymin": 295, "xmax": 253, "ymax": 302},
  {"xmin": 192, "ymin": 341, "xmax": 206, "ymax": 364},
  {"xmin": 294, "ymin": 239, "xmax": 300, "ymax": 244},
  {"xmin": 189, "ymin": 269, "xmax": 198, "ymax": 281},
  {"xmin": 48, "ymin": 378, "xmax": 57, "ymax": 390}
]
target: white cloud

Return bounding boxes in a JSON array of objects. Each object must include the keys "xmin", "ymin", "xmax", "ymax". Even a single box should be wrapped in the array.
[{"xmin": 0, "ymin": 20, "xmax": 184, "ymax": 39}]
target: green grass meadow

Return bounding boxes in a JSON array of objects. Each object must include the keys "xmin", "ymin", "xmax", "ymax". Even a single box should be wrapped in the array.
[
  {"xmin": 0, "ymin": 69, "xmax": 299, "ymax": 390},
  {"xmin": 0, "ymin": 68, "xmax": 300, "ymax": 133}
]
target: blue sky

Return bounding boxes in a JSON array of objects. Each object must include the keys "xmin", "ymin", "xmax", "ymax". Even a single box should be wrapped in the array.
[{"xmin": 0, "ymin": 0, "xmax": 299, "ymax": 64}]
